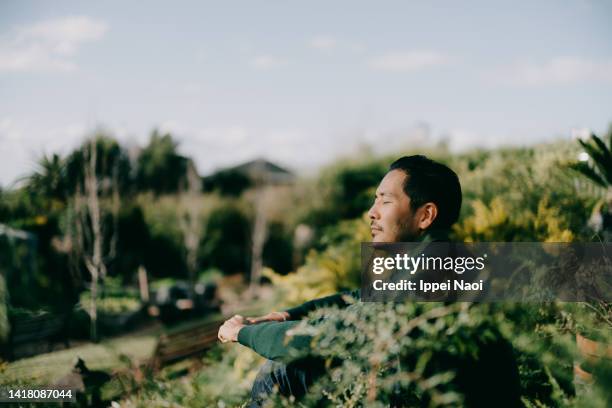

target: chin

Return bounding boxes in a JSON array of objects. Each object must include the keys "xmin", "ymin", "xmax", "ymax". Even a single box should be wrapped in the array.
[{"xmin": 371, "ymin": 234, "xmax": 389, "ymax": 244}]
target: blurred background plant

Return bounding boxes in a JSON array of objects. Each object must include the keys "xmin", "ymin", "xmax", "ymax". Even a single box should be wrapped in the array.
[{"xmin": 1, "ymin": 128, "xmax": 611, "ymax": 406}]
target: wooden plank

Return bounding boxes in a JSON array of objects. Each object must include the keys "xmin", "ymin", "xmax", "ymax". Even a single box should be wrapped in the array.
[{"xmin": 151, "ymin": 319, "xmax": 224, "ymax": 370}]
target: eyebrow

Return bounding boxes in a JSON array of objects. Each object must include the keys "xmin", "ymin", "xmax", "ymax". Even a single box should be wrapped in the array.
[{"xmin": 375, "ymin": 191, "xmax": 395, "ymax": 198}]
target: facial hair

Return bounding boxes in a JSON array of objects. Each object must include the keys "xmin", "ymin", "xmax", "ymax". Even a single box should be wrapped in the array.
[{"xmin": 395, "ymin": 218, "xmax": 419, "ymax": 242}]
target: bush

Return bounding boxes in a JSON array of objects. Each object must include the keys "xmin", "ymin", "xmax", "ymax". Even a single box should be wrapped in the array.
[
  {"xmin": 264, "ymin": 217, "xmax": 370, "ymax": 306},
  {"xmin": 262, "ymin": 222, "xmax": 294, "ymax": 275},
  {"xmin": 273, "ymin": 302, "xmax": 587, "ymax": 407},
  {"xmin": 199, "ymin": 203, "xmax": 251, "ymax": 275},
  {"xmin": 117, "ymin": 344, "xmax": 261, "ymax": 407}
]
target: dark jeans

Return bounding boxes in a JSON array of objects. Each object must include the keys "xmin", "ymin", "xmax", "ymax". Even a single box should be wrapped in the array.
[{"xmin": 247, "ymin": 358, "xmax": 325, "ymax": 407}]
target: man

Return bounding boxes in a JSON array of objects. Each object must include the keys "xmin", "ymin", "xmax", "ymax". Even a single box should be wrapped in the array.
[{"xmin": 218, "ymin": 155, "xmax": 463, "ymax": 405}]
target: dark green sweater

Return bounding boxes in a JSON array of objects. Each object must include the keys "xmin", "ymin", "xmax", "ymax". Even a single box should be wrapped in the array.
[
  {"xmin": 237, "ymin": 229, "xmax": 449, "ymax": 360},
  {"xmin": 237, "ymin": 289, "xmax": 359, "ymax": 360}
]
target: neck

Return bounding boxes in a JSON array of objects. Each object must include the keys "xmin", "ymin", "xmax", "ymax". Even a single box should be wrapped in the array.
[{"xmin": 419, "ymin": 227, "xmax": 450, "ymax": 242}]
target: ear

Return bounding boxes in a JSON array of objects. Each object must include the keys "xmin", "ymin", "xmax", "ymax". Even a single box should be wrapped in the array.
[{"xmin": 416, "ymin": 202, "xmax": 438, "ymax": 230}]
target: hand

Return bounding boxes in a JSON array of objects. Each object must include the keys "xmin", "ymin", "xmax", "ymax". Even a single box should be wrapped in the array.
[
  {"xmin": 218, "ymin": 315, "xmax": 247, "ymax": 343},
  {"xmin": 246, "ymin": 311, "xmax": 290, "ymax": 324}
]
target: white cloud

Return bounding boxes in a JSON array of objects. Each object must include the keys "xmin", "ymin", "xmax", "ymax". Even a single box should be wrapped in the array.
[
  {"xmin": 368, "ymin": 51, "xmax": 449, "ymax": 72},
  {"xmin": 249, "ymin": 55, "xmax": 288, "ymax": 70},
  {"xmin": 441, "ymin": 128, "xmax": 557, "ymax": 152},
  {"xmin": 309, "ymin": 35, "xmax": 337, "ymax": 52},
  {"xmin": 498, "ymin": 57, "xmax": 612, "ymax": 85},
  {"xmin": 156, "ymin": 121, "xmax": 339, "ymax": 175},
  {"xmin": 0, "ymin": 16, "xmax": 108, "ymax": 73},
  {"xmin": 308, "ymin": 35, "xmax": 365, "ymax": 54},
  {"xmin": 442, "ymin": 129, "xmax": 491, "ymax": 151}
]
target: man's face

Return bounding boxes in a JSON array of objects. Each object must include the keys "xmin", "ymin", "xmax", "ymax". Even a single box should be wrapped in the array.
[{"xmin": 368, "ymin": 169, "xmax": 420, "ymax": 243}]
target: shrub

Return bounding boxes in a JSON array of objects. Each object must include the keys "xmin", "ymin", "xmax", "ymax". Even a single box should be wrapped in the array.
[
  {"xmin": 264, "ymin": 217, "xmax": 370, "ymax": 306},
  {"xmin": 272, "ymin": 302, "xmax": 588, "ymax": 407}
]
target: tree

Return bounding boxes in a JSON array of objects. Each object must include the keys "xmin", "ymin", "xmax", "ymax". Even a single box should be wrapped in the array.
[
  {"xmin": 66, "ymin": 135, "xmax": 122, "ymax": 341},
  {"xmin": 569, "ymin": 130, "xmax": 612, "ymax": 190},
  {"xmin": 202, "ymin": 169, "xmax": 251, "ymax": 196},
  {"xmin": 136, "ymin": 130, "xmax": 188, "ymax": 194},
  {"xmin": 178, "ymin": 160, "xmax": 203, "ymax": 299},
  {"xmin": 568, "ymin": 128, "xmax": 612, "ymax": 239},
  {"xmin": 27, "ymin": 154, "xmax": 68, "ymax": 203},
  {"xmin": 250, "ymin": 184, "xmax": 269, "ymax": 292}
]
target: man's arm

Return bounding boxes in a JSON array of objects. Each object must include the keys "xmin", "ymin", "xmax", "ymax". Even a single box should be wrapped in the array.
[
  {"xmin": 284, "ymin": 289, "xmax": 360, "ymax": 320},
  {"xmin": 217, "ymin": 316, "xmax": 311, "ymax": 360},
  {"xmin": 219, "ymin": 290, "xmax": 360, "ymax": 360},
  {"xmin": 245, "ymin": 289, "xmax": 360, "ymax": 323},
  {"xmin": 237, "ymin": 320, "xmax": 312, "ymax": 360}
]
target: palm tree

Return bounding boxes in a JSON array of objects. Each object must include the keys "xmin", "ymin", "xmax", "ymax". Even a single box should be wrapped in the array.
[
  {"xmin": 569, "ymin": 131, "xmax": 612, "ymax": 190},
  {"xmin": 28, "ymin": 153, "xmax": 68, "ymax": 202},
  {"xmin": 569, "ymin": 128, "xmax": 612, "ymax": 238}
]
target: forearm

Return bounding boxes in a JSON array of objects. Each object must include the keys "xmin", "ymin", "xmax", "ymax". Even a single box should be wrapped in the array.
[{"xmin": 237, "ymin": 321, "xmax": 311, "ymax": 360}]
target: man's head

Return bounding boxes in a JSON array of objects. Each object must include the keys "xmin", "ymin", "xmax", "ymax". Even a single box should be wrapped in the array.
[{"xmin": 368, "ymin": 155, "xmax": 462, "ymax": 242}]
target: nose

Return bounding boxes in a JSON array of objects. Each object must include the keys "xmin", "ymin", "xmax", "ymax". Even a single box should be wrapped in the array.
[{"xmin": 368, "ymin": 202, "xmax": 379, "ymax": 221}]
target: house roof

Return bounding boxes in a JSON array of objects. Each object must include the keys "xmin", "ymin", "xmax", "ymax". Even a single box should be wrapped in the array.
[{"xmin": 217, "ymin": 158, "xmax": 294, "ymax": 184}]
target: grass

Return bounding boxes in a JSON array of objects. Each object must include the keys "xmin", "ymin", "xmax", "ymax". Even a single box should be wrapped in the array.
[
  {"xmin": 0, "ymin": 298, "xmax": 272, "ymax": 408},
  {"xmin": 1, "ymin": 332, "xmax": 157, "ymax": 386},
  {"xmin": 0, "ymin": 309, "xmax": 255, "ymax": 386}
]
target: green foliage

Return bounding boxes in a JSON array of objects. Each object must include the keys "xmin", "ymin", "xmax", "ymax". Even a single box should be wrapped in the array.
[
  {"xmin": 113, "ymin": 205, "xmax": 150, "ymax": 282},
  {"xmin": 269, "ymin": 302, "xmax": 597, "ymax": 407},
  {"xmin": 136, "ymin": 130, "xmax": 189, "ymax": 194},
  {"xmin": 253, "ymin": 140, "xmax": 610, "ymax": 406},
  {"xmin": 79, "ymin": 293, "xmax": 141, "ymax": 315},
  {"xmin": 80, "ymin": 277, "xmax": 140, "ymax": 315},
  {"xmin": 299, "ymin": 160, "xmax": 387, "ymax": 233},
  {"xmin": 454, "ymin": 142, "xmax": 593, "ymax": 242},
  {"xmin": 26, "ymin": 153, "xmax": 68, "ymax": 205},
  {"xmin": 1, "ymin": 332, "xmax": 156, "ymax": 386},
  {"xmin": 203, "ymin": 169, "xmax": 252, "ymax": 197},
  {"xmin": 65, "ymin": 132, "xmax": 132, "ymax": 195},
  {"xmin": 265, "ymin": 217, "xmax": 370, "ymax": 306},
  {"xmin": 137, "ymin": 192, "xmax": 257, "ymax": 279},
  {"xmin": 4, "ymin": 124, "xmax": 612, "ymax": 406},
  {"xmin": 1, "ymin": 218, "xmax": 78, "ymax": 313},
  {"xmin": 138, "ymin": 195, "xmax": 188, "ymax": 278},
  {"xmin": 199, "ymin": 202, "xmax": 251, "ymax": 275},
  {"xmin": 567, "ymin": 129, "xmax": 612, "ymax": 189},
  {"xmin": 565, "ymin": 302, "xmax": 612, "ymax": 343},
  {"xmin": 117, "ymin": 344, "xmax": 260, "ymax": 407},
  {"xmin": 456, "ymin": 196, "xmax": 575, "ymax": 242},
  {"xmin": 263, "ymin": 222, "xmax": 294, "ymax": 275},
  {"xmin": 0, "ymin": 274, "xmax": 8, "ymax": 344}
]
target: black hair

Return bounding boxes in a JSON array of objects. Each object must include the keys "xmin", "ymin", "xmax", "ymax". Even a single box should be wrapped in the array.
[{"xmin": 389, "ymin": 155, "xmax": 462, "ymax": 229}]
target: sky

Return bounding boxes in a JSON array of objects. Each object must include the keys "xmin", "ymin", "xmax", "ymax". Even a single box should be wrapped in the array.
[{"xmin": 1, "ymin": 0, "xmax": 611, "ymax": 187}]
